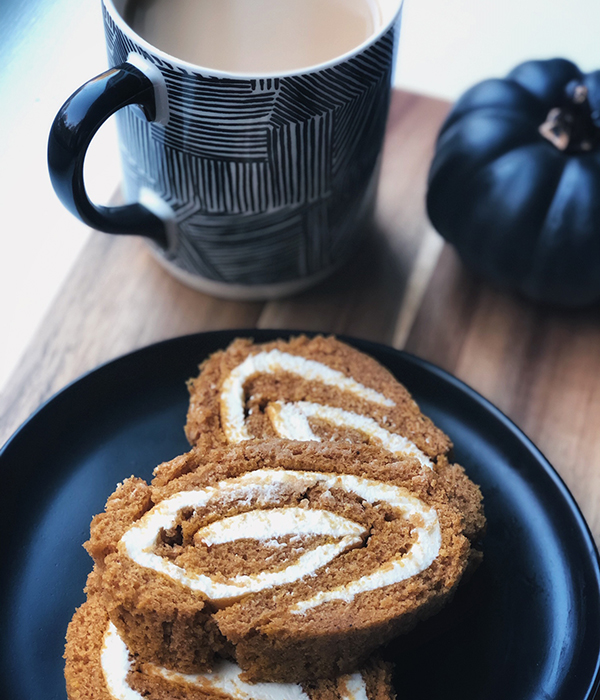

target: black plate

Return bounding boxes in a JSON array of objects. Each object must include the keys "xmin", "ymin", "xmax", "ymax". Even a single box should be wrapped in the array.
[{"xmin": 1, "ymin": 330, "xmax": 599, "ymax": 700}]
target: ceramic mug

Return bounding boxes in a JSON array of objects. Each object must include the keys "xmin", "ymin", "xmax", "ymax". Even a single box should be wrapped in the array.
[{"xmin": 48, "ymin": 0, "xmax": 403, "ymax": 299}]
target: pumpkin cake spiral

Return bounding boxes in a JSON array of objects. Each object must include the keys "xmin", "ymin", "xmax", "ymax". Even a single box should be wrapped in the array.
[
  {"xmin": 64, "ymin": 586, "xmax": 395, "ymax": 700},
  {"xmin": 86, "ymin": 440, "xmax": 472, "ymax": 682}
]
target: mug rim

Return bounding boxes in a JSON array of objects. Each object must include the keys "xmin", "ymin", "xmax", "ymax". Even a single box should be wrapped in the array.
[{"xmin": 103, "ymin": 0, "xmax": 404, "ymax": 79}]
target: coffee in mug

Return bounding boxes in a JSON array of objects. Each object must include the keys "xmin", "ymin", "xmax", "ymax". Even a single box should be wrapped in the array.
[
  {"xmin": 48, "ymin": 0, "xmax": 403, "ymax": 299},
  {"xmin": 124, "ymin": 0, "xmax": 382, "ymax": 73}
]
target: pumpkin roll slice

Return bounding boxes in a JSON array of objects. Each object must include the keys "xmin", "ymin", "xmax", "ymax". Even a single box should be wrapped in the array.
[
  {"xmin": 87, "ymin": 441, "xmax": 472, "ymax": 681},
  {"xmin": 181, "ymin": 335, "xmax": 484, "ymax": 542},
  {"xmin": 185, "ymin": 335, "xmax": 450, "ymax": 459},
  {"xmin": 64, "ymin": 594, "xmax": 395, "ymax": 700}
]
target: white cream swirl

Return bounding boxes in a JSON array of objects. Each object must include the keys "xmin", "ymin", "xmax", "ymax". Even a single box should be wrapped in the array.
[
  {"xmin": 218, "ymin": 350, "xmax": 429, "ymax": 467},
  {"xmin": 342, "ymin": 674, "xmax": 370, "ymax": 700},
  {"xmin": 101, "ymin": 622, "xmax": 142, "ymax": 700},
  {"xmin": 266, "ymin": 401, "xmax": 432, "ymax": 469},
  {"xmin": 220, "ymin": 350, "xmax": 395, "ymax": 443},
  {"xmin": 101, "ymin": 621, "xmax": 367, "ymax": 700},
  {"xmin": 120, "ymin": 469, "xmax": 440, "ymax": 609},
  {"xmin": 155, "ymin": 663, "xmax": 310, "ymax": 700}
]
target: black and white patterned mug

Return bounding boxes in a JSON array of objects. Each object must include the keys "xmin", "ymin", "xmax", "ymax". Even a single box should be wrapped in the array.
[{"xmin": 48, "ymin": 0, "xmax": 403, "ymax": 299}]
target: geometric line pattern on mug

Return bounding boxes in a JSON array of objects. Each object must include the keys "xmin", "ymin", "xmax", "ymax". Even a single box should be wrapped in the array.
[{"xmin": 103, "ymin": 7, "xmax": 400, "ymax": 284}]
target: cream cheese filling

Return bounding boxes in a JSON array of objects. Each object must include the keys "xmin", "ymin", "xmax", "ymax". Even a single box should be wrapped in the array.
[
  {"xmin": 220, "ymin": 349, "xmax": 395, "ymax": 443},
  {"xmin": 101, "ymin": 622, "xmax": 369, "ymax": 700},
  {"xmin": 156, "ymin": 663, "xmax": 311, "ymax": 700},
  {"xmin": 291, "ymin": 503, "xmax": 441, "ymax": 614},
  {"xmin": 266, "ymin": 400, "xmax": 432, "ymax": 469},
  {"xmin": 120, "ymin": 469, "xmax": 440, "ymax": 608},
  {"xmin": 342, "ymin": 673, "xmax": 370, "ymax": 700},
  {"xmin": 195, "ymin": 507, "xmax": 365, "ymax": 546},
  {"xmin": 101, "ymin": 622, "xmax": 145, "ymax": 700}
]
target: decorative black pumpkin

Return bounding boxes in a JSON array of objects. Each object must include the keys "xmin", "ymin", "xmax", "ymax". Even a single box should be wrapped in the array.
[{"xmin": 426, "ymin": 58, "xmax": 600, "ymax": 306}]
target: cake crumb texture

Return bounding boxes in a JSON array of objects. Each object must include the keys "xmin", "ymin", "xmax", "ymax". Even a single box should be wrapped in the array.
[
  {"xmin": 86, "ymin": 440, "xmax": 474, "ymax": 681},
  {"xmin": 64, "ymin": 596, "xmax": 396, "ymax": 700}
]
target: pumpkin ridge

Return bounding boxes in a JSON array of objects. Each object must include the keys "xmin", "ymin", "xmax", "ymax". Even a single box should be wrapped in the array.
[
  {"xmin": 443, "ymin": 105, "xmax": 542, "ymax": 138},
  {"xmin": 431, "ymin": 142, "xmax": 566, "ymax": 283},
  {"xmin": 520, "ymin": 157, "xmax": 569, "ymax": 295},
  {"xmin": 507, "ymin": 58, "xmax": 582, "ymax": 106},
  {"xmin": 524, "ymin": 157, "xmax": 600, "ymax": 302},
  {"xmin": 440, "ymin": 79, "xmax": 547, "ymax": 137},
  {"xmin": 429, "ymin": 111, "xmax": 540, "ymax": 189}
]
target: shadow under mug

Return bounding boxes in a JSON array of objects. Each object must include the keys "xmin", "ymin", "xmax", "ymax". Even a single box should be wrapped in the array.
[{"xmin": 48, "ymin": 0, "xmax": 403, "ymax": 300}]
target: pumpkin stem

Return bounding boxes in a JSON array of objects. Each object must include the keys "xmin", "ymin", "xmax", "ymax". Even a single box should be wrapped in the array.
[{"xmin": 539, "ymin": 82, "xmax": 600, "ymax": 153}]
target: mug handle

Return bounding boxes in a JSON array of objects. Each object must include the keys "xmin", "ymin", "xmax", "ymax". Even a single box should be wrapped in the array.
[{"xmin": 47, "ymin": 62, "xmax": 168, "ymax": 248}]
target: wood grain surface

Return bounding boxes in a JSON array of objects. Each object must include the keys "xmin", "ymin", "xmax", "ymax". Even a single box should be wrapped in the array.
[{"xmin": 1, "ymin": 89, "xmax": 599, "ymax": 546}]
